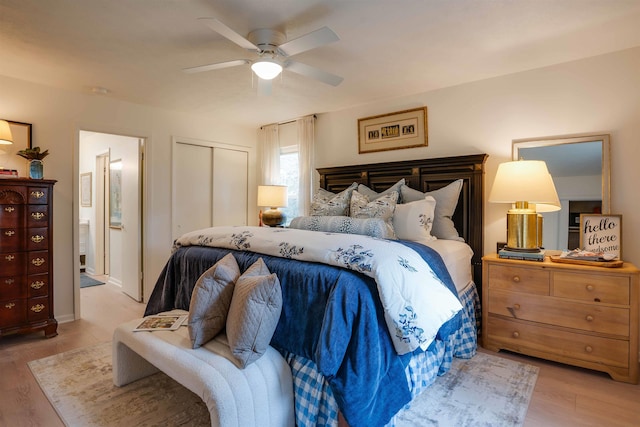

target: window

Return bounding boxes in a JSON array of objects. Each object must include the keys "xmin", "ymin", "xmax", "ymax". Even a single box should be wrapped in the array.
[{"xmin": 279, "ymin": 145, "xmax": 299, "ymax": 223}]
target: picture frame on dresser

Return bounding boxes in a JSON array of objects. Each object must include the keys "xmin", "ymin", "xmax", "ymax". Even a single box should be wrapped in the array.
[
  {"xmin": 0, "ymin": 120, "xmax": 32, "ymax": 177},
  {"xmin": 580, "ymin": 214, "xmax": 622, "ymax": 259}
]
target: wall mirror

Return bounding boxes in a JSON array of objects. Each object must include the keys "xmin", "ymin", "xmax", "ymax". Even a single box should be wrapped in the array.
[{"xmin": 513, "ymin": 134, "xmax": 610, "ymax": 251}]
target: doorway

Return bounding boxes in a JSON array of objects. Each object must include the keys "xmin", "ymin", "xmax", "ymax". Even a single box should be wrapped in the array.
[{"xmin": 78, "ymin": 131, "xmax": 144, "ymax": 310}]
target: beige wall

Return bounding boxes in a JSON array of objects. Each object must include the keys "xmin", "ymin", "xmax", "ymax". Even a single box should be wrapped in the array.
[
  {"xmin": 0, "ymin": 75, "xmax": 256, "ymax": 322},
  {"xmin": 316, "ymin": 47, "xmax": 640, "ymax": 268}
]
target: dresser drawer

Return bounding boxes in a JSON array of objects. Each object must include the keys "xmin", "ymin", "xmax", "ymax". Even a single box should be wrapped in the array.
[
  {"xmin": 487, "ymin": 263, "xmax": 550, "ymax": 295},
  {"xmin": 26, "ymin": 227, "xmax": 49, "ymax": 251},
  {"xmin": 27, "ymin": 296, "xmax": 50, "ymax": 322},
  {"xmin": 0, "ymin": 228, "xmax": 24, "ymax": 252},
  {"xmin": 27, "ymin": 187, "xmax": 49, "ymax": 204},
  {"xmin": 27, "ymin": 251, "xmax": 49, "ymax": 275},
  {"xmin": 487, "ymin": 316, "xmax": 630, "ymax": 369},
  {"xmin": 553, "ymin": 271, "xmax": 630, "ymax": 305},
  {"xmin": 0, "ymin": 276, "xmax": 26, "ymax": 299},
  {"xmin": 0, "ymin": 252, "xmax": 26, "ymax": 276},
  {"xmin": 27, "ymin": 205, "xmax": 49, "ymax": 227},
  {"xmin": 0, "ymin": 299, "xmax": 27, "ymax": 328},
  {"xmin": 0, "ymin": 204, "xmax": 26, "ymax": 228},
  {"xmin": 488, "ymin": 289, "xmax": 630, "ymax": 336},
  {"xmin": 27, "ymin": 274, "xmax": 49, "ymax": 298}
]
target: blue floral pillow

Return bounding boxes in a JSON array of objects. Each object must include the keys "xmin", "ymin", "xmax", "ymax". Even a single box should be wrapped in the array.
[
  {"xmin": 289, "ymin": 215, "xmax": 395, "ymax": 239},
  {"xmin": 349, "ymin": 190, "xmax": 398, "ymax": 238},
  {"xmin": 310, "ymin": 182, "xmax": 358, "ymax": 216}
]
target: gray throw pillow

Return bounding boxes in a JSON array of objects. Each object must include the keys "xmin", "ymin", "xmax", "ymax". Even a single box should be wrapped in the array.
[
  {"xmin": 357, "ymin": 178, "xmax": 405, "ymax": 202},
  {"xmin": 400, "ymin": 179, "xmax": 464, "ymax": 241},
  {"xmin": 349, "ymin": 190, "xmax": 398, "ymax": 239},
  {"xmin": 226, "ymin": 258, "xmax": 283, "ymax": 368},
  {"xmin": 310, "ymin": 182, "xmax": 358, "ymax": 216},
  {"xmin": 188, "ymin": 253, "xmax": 241, "ymax": 349}
]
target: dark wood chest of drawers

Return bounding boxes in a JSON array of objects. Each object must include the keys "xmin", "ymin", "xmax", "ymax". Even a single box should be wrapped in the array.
[{"xmin": 0, "ymin": 178, "xmax": 57, "ymax": 338}]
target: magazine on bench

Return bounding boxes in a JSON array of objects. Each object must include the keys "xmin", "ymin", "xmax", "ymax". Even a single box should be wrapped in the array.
[{"xmin": 133, "ymin": 314, "xmax": 187, "ymax": 331}]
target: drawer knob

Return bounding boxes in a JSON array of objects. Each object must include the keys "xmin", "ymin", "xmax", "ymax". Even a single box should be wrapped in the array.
[
  {"xmin": 585, "ymin": 315, "xmax": 594, "ymax": 322},
  {"xmin": 5, "ymin": 255, "xmax": 15, "ymax": 261},
  {"xmin": 31, "ymin": 258, "xmax": 45, "ymax": 266},
  {"xmin": 30, "ymin": 304, "xmax": 45, "ymax": 313},
  {"xmin": 30, "ymin": 281, "xmax": 45, "ymax": 290},
  {"xmin": 585, "ymin": 345, "xmax": 593, "ymax": 353},
  {"xmin": 31, "ymin": 235, "xmax": 44, "ymax": 243},
  {"xmin": 512, "ymin": 331, "xmax": 520, "ymax": 338},
  {"xmin": 586, "ymin": 284, "xmax": 594, "ymax": 292},
  {"xmin": 31, "ymin": 191, "xmax": 45, "ymax": 199},
  {"xmin": 31, "ymin": 212, "xmax": 45, "ymax": 220},
  {"xmin": 4, "ymin": 206, "xmax": 15, "ymax": 213},
  {"xmin": 513, "ymin": 303, "xmax": 521, "ymax": 310},
  {"xmin": 512, "ymin": 275, "xmax": 521, "ymax": 283},
  {"xmin": 4, "ymin": 279, "xmax": 15, "ymax": 285},
  {"xmin": 4, "ymin": 230, "xmax": 15, "ymax": 237},
  {"xmin": 4, "ymin": 302, "xmax": 15, "ymax": 309}
]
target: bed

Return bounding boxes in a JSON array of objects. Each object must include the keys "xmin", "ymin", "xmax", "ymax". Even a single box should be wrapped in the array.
[{"xmin": 144, "ymin": 154, "xmax": 488, "ymax": 427}]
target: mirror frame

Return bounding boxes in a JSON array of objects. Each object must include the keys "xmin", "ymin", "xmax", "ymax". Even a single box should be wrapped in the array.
[{"xmin": 512, "ymin": 133, "xmax": 611, "ymax": 214}]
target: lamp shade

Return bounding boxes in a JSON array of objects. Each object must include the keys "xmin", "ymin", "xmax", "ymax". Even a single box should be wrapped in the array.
[
  {"xmin": 251, "ymin": 60, "xmax": 283, "ymax": 80},
  {"xmin": 488, "ymin": 160, "xmax": 560, "ymax": 211},
  {"xmin": 0, "ymin": 120, "xmax": 13, "ymax": 145},
  {"xmin": 257, "ymin": 185, "xmax": 288, "ymax": 208}
]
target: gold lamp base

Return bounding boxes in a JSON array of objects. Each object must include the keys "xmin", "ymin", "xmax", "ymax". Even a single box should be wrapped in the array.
[
  {"xmin": 506, "ymin": 203, "xmax": 541, "ymax": 253},
  {"xmin": 262, "ymin": 208, "xmax": 285, "ymax": 227}
]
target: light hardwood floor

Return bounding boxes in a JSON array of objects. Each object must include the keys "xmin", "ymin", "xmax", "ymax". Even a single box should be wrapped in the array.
[{"xmin": 1, "ymin": 278, "xmax": 639, "ymax": 426}]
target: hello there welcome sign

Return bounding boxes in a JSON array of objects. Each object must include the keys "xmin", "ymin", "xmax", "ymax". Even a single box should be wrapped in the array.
[{"xmin": 580, "ymin": 214, "xmax": 622, "ymax": 259}]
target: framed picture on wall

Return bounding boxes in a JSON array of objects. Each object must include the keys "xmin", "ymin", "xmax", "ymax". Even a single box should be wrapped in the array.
[
  {"xmin": 109, "ymin": 159, "xmax": 122, "ymax": 229},
  {"xmin": 80, "ymin": 172, "xmax": 92, "ymax": 207},
  {"xmin": 357, "ymin": 107, "xmax": 427, "ymax": 154},
  {"xmin": 580, "ymin": 214, "xmax": 622, "ymax": 259}
]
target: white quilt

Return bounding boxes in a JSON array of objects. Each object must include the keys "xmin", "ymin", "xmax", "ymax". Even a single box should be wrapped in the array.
[{"xmin": 174, "ymin": 226, "xmax": 462, "ymax": 355}]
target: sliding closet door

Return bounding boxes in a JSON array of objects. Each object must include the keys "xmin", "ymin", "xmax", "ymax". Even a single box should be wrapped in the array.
[
  {"xmin": 212, "ymin": 148, "xmax": 248, "ymax": 226},
  {"xmin": 173, "ymin": 141, "xmax": 249, "ymax": 241}
]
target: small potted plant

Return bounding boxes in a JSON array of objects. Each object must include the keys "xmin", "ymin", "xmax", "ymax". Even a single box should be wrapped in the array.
[{"xmin": 17, "ymin": 146, "xmax": 49, "ymax": 179}]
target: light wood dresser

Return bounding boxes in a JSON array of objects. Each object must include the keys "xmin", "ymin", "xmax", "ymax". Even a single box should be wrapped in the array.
[
  {"xmin": 482, "ymin": 253, "xmax": 639, "ymax": 383},
  {"xmin": 0, "ymin": 178, "xmax": 57, "ymax": 339}
]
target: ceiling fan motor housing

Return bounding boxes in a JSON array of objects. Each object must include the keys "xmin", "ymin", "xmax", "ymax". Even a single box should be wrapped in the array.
[{"xmin": 248, "ymin": 29, "xmax": 286, "ymax": 57}]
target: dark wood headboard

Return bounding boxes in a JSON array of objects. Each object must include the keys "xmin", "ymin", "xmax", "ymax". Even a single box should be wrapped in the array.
[{"xmin": 317, "ymin": 154, "xmax": 488, "ymax": 292}]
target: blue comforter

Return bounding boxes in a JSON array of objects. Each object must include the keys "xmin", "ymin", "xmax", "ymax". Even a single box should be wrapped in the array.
[{"xmin": 145, "ymin": 241, "xmax": 461, "ymax": 427}]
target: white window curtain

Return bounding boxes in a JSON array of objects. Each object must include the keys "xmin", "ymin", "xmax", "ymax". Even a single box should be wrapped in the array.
[
  {"xmin": 259, "ymin": 124, "xmax": 280, "ymax": 185},
  {"xmin": 297, "ymin": 115, "xmax": 315, "ymax": 216}
]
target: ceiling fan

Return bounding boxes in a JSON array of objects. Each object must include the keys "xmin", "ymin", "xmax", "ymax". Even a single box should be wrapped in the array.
[{"xmin": 183, "ymin": 18, "xmax": 344, "ymax": 94}]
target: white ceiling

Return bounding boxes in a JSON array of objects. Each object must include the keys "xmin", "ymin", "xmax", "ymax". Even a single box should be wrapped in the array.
[{"xmin": 1, "ymin": 0, "xmax": 640, "ymax": 128}]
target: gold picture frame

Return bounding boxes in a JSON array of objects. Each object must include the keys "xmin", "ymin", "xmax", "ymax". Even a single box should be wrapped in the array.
[
  {"xmin": 358, "ymin": 107, "xmax": 427, "ymax": 154},
  {"xmin": 0, "ymin": 120, "xmax": 33, "ymax": 177},
  {"xmin": 580, "ymin": 214, "xmax": 622, "ymax": 259}
]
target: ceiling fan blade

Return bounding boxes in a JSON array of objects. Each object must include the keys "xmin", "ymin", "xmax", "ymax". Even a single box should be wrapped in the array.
[
  {"xmin": 257, "ymin": 78, "xmax": 272, "ymax": 96},
  {"xmin": 198, "ymin": 18, "xmax": 258, "ymax": 51},
  {"xmin": 183, "ymin": 59, "xmax": 249, "ymax": 74},
  {"xmin": 278, "ymin": 27, "xmax": 339, "ymax": 57},
  {"xmin": 285, "ymin": 61, "xmax": 343, "ymax": 86}
]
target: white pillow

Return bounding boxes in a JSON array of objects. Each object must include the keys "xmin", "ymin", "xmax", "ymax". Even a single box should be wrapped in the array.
[{"xmin": 393, "ymin": 196, "xmax": 437, "ymax": 241}]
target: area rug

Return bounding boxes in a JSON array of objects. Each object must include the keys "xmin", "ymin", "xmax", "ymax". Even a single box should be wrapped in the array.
[
  {"xmin": 28, "ymin": 343, "xmax": 538, "ymax": 426},
  {"xmin": 80, "ymin": 273, "xmax": 105, "ymax": 288}
]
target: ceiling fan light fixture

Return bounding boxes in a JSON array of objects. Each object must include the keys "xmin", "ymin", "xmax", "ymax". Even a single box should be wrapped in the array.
[{"xmin": 251, "ymin": 59, "xmax": 282, "ymax": 80}]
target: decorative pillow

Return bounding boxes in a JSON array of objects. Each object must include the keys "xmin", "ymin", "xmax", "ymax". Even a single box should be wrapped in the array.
[
  {"xmin": 226, "ymin": 258, "xmax": 282, "ymax": 368},
  {"xmin": 400, "ymin": 179, "xmax": 464, "ymax": 241},
  {"xmin": 310, "ymin": 182, "xmax": 358, "ymax": 216},
  {"xmin": 393, "ymin": 196, "xmax": 437, "ymax": 241},
  {"xmin": 188, "ymin": 253, "xmax": 241, "ymax": 349},
  {"xmin": 349, "ymin": 190, "xmax": 398, "ymax": 238},
  {"xmin": 357, "ymin": 178, "xmax": 405, "ymax": 203},
  {"xmin": 289, "ymin": 215, "xmax": 395, "ymax": 239}
]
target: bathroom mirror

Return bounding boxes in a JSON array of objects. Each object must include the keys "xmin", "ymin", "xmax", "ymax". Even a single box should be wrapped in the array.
[{"xmin": 513, "ymin": 134, "xmax": 610, "ymax": 250}]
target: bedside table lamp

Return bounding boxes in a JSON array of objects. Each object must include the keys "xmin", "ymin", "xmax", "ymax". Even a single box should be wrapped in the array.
[
  {"xmin": 258, "ymin": 185, "xmax": 288, "ymax": 227},
  {"xmin": 0, "ymin": 120, "xmax": 14, "ymax": 145},
  {"xmin": 489, "ymin": 159, "xmax": 560, "ymax": 252}
]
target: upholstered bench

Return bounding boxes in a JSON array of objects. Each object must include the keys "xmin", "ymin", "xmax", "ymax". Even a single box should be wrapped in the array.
[{"xmin": 112, "ymin": 310, "xmax": 295, "ymax": 427}]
